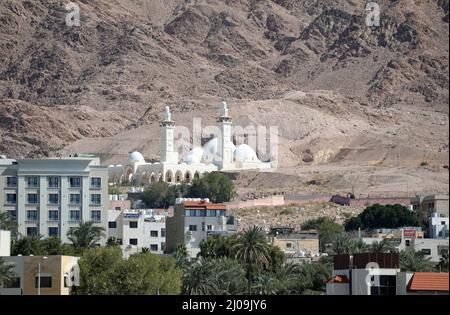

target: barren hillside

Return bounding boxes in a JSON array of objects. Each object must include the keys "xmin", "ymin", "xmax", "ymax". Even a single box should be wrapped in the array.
[{"xmin": 0, "ymin": 0, "xmax": 448, "ymax": 194}]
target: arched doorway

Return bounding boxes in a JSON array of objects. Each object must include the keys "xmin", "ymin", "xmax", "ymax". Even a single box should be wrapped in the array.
[
  {"xmin": 175, "ymin": 170, "xmax": 183, "ymax": 183},
  {"xmin": 194, "ymin": 172, "xmax": 200, "ymax": 179},
  {"xmin": 184, "ymin": 171, "xmax": 192, "ymax": 183},
  {"xmin": 165, "ymin": 170, "xmax": 173, "ymax": 183},
  {"xmin": 150, "ymin": 173, "xmax": 156, "ymax": 184}
]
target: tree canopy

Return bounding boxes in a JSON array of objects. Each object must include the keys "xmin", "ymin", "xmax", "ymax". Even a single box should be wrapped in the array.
[
  {"xmin": 301, "ymin": 217, "xmax": 344, "ymax": 252},
  {"xmin": 188, "ymin": 172, "xmax": 235, "ymax": 203},
  {"xmin": 344, "ymin": 204, "xmax": 419, "ymax": 231}
]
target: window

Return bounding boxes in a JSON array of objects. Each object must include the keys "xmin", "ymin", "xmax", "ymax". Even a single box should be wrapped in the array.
[
  {"xmin": 286, "ymin": 243, "xmax": 293, "ymax": 248},
  {"xmin": 117, "ymin": 238, "xmax": 123, "ymax": 245},
  {"xmin": 370, "ymin": 276, "xmax": 396, "ymax": 296},
  {"xmin": 48, "ymin": 194, "xmax": 59, "ymax": 205},
  {"xmin": 150, "ymin": 230, "xmax": 158, "ymax": 237},
  {"xmin": 202, "ymin": 222, "xmax": 205, "ymax": 231},
  {"xmin": 48, "ymin": 210, "xmax": 59, "ymax": 221},
  {"xmin": 4, "ymin": 277, "xmax": 20, "ymax": 288},
  {"xmin": 129, "ymin": 221, "xmax": 138, "ymax": 229},
  {"xmin": 7, "ymin": 210, "xmax": 17, "ymax": 221},
  {"xmin": 217, "ymin": 210, "xmax": 226, "ymax": 216},
  {"xmin": 91, "ymin": 210, "xmax": 101, "ymax": 222},
  {"xmin": 48, "ymin": 227, "xmax": 59, "ymax": 237},
  {"xmin": 6, "ymin": 177, "xmax": 17, "ymax": 188},
  {"xmin": 70, "ymin": 210, "xmax": 80, "ymax": 221},
  {"xmin": 161, "ymin": 228, "xmax": 166, "ymax": 237},
  {"xmin": 185, "ymin": 210, "xmax": 196, "ymax": 217},
  {"xmin": 6, "ymin": 193, "xmax": 17, "ymax": 205},
  {"xmin": 189, "ymin": 225, "xmax": 197, "ymax": 232},
  {"xmin": 69, "ymin": 177, "xmax": 81, "ymax": 188},
  {"xmin": 90, "ymin": 177, "xmax": 102, "ymax": 189},
  {"xmin": 69, "ymin": 194, "xmax": 81, "ymax": 205},
  {"xmin": 90, "ymin": 194, "xmax": 101, "ymax": 205},
  {"xmin": 47, "ymin": 177, "xmax": 59, "ymax": 188},
  {"xmin": 35, "ymin": 276, "xmax": 52, "ymax": 288},
  {"xmin": 108, "ymin": 221, "xmax": 117, "ymax": 228},
  {"xmin": 405, "ymin": 240, "xmax": 411, "ymax": 246},
  {"xmin": 27, "ymin": 227, "xmax": 38, "ymax": 236},
  {"xmin": 27, "ymin": 194, "xmax": 39, "ymax": 204},
  {"xmin": 161, "ymin": 242, "xmax": 166, "ymax": 252},
  {"xmin": 150, "ymin": 244, "xmax": 158, "ymax": 251},
  {"xmin": 129, "ymin": 239, "xmax": 138, "ymax": 246},
  {"xmin": 441, "ymin": 221, "xmax": 446, "ymax": 225},
  {"xmin": 26, "ymin": 176, "xmax": 39, "ymax": 188},
  {"xmin": 421, "ymin": 249, "xmax": 431, "ymax": 255},
  {"xmin": 207, "ymin": 225, "xmax": 213, "ymax": 231},
  {"xmin": 27, "ymin": 210, "xmax": 38, "ymax": 221},
  {"xmin": 207, "ymin": 210, "xmax": 216, "ymax": 217}
]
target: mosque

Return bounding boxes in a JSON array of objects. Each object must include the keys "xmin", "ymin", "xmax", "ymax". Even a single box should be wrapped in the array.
[{"xmin": 108, "ymin": 102, "xmax": 271, "ymax": 185}]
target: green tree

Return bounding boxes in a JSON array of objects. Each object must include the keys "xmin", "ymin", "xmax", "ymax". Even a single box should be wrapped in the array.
[
  {"xmin": 11, "ymin": 235, "xmax": 46, "ymax": 256},
  {"xmin": 42, "ymin": 237, "xmax": 75, "ymax": 256},
  {"xmin": 344, "ymin": 204, "xmax": 419, "ymax": 231},
  {"xmin": 302, "ymin": 217, "xmax": 344, "ymax": 252},
  {"xmin": 141, "ymin": 182, "xmax": 179, "ymax": 208},
  {"xmin": 182, "ymin": 258, "xmax": 245, "ymax": 295},
  {"xmin": 67, "ymin": 221, "xmax": 106, "ymax": 252},
  {"xmin": 0, "ymin": 212, "xmax": 17, "ymax": 232},
  {"xmin": 400, "ymin": 250, "xmax": 436, "ymax": 272},
  {"xmin": 233, "ymin": 226, "xmax": 270, "ymax": 294},
  {"xmin": 106, "ymin": 236, "xmax": 121, "ymax": 247},
  {"xmin": 370, "ymin": 239, "xmax": 396, "ymax": 254},
  {"xmin": 173, "ymin": 244, "xmax": 190, "ymax": 270},
  {"xmin": 0, "ymin": 258, "xmax": 16, "ymax": 288},
  {"xmin": 108, "ymin": 185, "xmax": 121, "ymax": 195},
  {"xmin": 188, "ymin": 172, "xmax": 235, "ymax": 203},
  {"xmin": 78, "ymin": 246, "xmax": 123, "ymax": 295},
  {"xmin": 198, "ymin": 234, "xmax": 238, "ymax": 259}
]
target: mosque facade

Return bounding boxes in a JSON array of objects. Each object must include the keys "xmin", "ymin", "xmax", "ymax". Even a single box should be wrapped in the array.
[{"xmin": 108, "ymin": 102, "xmax": 271, "ymax": 185}]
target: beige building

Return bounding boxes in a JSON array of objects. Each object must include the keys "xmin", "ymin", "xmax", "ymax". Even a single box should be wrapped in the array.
[
  {"xmin": 0, "ymin": 156, "xmax": 108, "ymax": 244},
  {"xmin": 269, "ymin": 228, "xmax": 320, "ymax": 261},
  {"xmin": 411, "ymin": 195, "xmax": 449, "ymax": 220},
  {"xmin": 166, "ymin": 198, "xmax": 236, "ymax": 258},
  {"xmin": 0, "ymin": 255, "xmax": 79, "ymax": 295}
]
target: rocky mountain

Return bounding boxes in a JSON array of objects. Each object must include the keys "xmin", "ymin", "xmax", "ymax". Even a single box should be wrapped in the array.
[{"xmin": 0, "ymin": 0, "xmax": 448, "ymax": 170}]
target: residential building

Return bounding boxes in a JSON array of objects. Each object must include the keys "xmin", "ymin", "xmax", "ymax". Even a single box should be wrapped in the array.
[
  {"xmin": 429, "ymin": 212, "xmax": 449, "ymax": 239},
  {"xmin": 268, "ymin": 227, "xmax": 320, "ymax": 263},
  {"xmin": 108, "ymin": 208, "xmax": 167, "ymax": 257},
  {"xmin": 0, "ymin": 255, "xmax": 80, "ymax": 295},
  {"xmin": 361, "ymin": 227, "xmax": 448, "ymax": 264},
  {"xmin": 326, "ymin": 253, "xmax": 449, "ymax": 295},
  {"xmin": 0, "ymin": 230, "xmax": 11, "ymax": 256},
  {"xmin": 166, "ymin": 198, "xmax": 236, "ymax": 259},
  {"xmin": 0, "ymin": 157, "xmax": 108, "ymax": 244},
  {"xmin": 411, "ymin": 195, "xmax": 449, "ymax": 220}
]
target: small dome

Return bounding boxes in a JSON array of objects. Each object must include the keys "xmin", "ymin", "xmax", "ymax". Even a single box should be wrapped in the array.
[
  {"xmin": 184, "ymin": 147, "xmax": 204, "ymax": 165},
  {"xmin": 202, "ymin": 138, "xmax": 236, "ymax": 163},
  {"xmin": 234, "ymin": 144, "xmax": 260, "ymax": 162},
  {"xmin": 128, "ymin": 151, "xmax": 145, "ymax": 162}
]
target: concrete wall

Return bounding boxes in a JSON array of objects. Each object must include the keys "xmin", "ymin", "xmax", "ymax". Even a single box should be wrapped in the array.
[{"xmin": 226, "ymin": 195, "xmax": 285, "ymax": 210}]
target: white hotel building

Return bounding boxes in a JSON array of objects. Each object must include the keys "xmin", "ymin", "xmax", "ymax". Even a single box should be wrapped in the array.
[{"xmin": 0, "ymin": 156, "xmax": 109, "ymax": 244}]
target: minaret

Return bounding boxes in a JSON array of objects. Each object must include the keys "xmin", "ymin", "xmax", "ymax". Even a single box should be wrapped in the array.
[
  {"xmin": 160, "ymin": 106, "xmax": 178, "ymax": 164},
  {"xmin": 217, "ymin": 101, "xmax": 234, "ymax": 170}
]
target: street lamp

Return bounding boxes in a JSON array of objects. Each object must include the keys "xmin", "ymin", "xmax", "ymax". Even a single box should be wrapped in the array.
[{"xmin": 37, "ymin": 256, "xmax": 48, "ymax": 296}]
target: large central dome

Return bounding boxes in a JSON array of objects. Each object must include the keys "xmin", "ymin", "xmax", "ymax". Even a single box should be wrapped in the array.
[{"xmin": 234, "ymin": 144, "xmax": 260, "ymax": 162}]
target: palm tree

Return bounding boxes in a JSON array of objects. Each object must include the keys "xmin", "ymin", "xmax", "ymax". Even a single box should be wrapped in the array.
[
  {"xmin": 173, "ymin": 244, "xmax": 189, "ymax": 269},
  {"xmin": 67, "ymin": 221, "xmax": 105, "ymax": 251},
  {"xmin": 349, "ymin": 239, "xmax": 369, "ymax": 254},
  {"xmin": 400, "ymin": 250, "xmax": 435, "ymax": 272},
  {"xmin": 331, "ymin": 233, "xmax": 352, "ymax": 255},
  {"xmin": 233, "ymin": 226, "xmax": 270, "ymax": 294},
  {"xmin": 0, "ymin": 258, "xmax": 16, "ymax": 287},
  {"xmin": 370, "ymin": 239, "xmax": 396, "ymax": 253}
]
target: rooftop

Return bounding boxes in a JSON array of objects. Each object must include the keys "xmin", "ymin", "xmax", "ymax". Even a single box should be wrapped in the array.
[{"xmin": 408, "ymin": 272, "xmax": 449, "ymax": 292}]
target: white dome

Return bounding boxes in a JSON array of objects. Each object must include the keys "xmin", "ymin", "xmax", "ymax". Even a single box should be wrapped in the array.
[
  {"xmin": 201, "ymin": 138, "xmax": 236, "ymax": 163},
  {"xmin": 234, "ymin": 144, "xmax": 260, "ymax": 162},
  {"xmin": 128, "ymin": 151, "xmax": 145, "ymax": 162},
  {"xmin": 184, "ymin": 147, "xmax": 204, "ymax": 165}
]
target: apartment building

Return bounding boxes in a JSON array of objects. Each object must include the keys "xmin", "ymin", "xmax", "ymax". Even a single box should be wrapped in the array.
[
  {"xmin": 0, "ymin": 157, "xmax": 108, "ymax": 244},
  {"xmin": 166, "ymin": 198, "xmax": 236, "ymax": 259},
  {"xmin": 108, "ymin": 208, "xmax": 167, "ymax": 257},
  {"xmin": 429, "ymin": 212, "xmax": 449, "ymax": 239},
  {"xmin": 0, "ymin": 255, "xmax": 80, "ymax": 295}
]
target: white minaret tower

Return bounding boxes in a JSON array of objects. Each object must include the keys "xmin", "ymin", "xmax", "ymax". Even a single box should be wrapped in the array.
[
  {"xmin": 160, "ymin": 106, "xmax": 178, "ymax": 164},
  {"xmin": 217, "ymin": 101, "xmax": 234, "ymax": 170}
]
